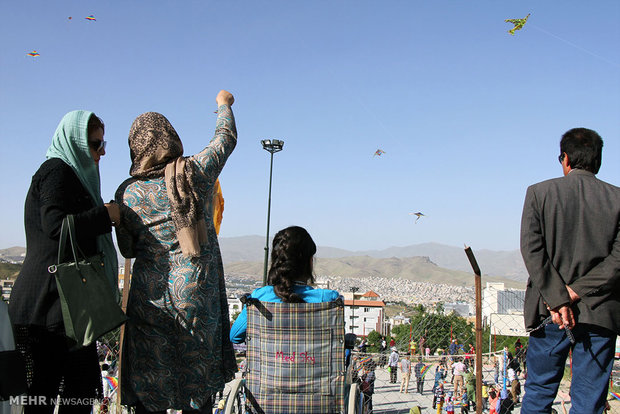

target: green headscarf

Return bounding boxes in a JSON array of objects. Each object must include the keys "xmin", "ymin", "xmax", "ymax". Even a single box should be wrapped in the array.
[{"xmin": 46, "ymin": 110, "xmax": 119, "ymax": 300}]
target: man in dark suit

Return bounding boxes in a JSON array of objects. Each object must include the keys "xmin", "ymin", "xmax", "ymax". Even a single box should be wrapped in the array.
[{"xmin": 520, "ymin": 127, "xmax": 620, "ymax": 413}]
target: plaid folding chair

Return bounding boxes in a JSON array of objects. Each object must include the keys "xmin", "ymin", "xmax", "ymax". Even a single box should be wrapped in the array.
[{"xmin": 225, "ymin": 297, "xmax": 359, "ymax": 414}]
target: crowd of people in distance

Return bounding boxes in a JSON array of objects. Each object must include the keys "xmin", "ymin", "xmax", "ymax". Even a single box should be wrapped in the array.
[{"xmin": 346, "ymin": 336, "xmax": 530, "ymax": 414}]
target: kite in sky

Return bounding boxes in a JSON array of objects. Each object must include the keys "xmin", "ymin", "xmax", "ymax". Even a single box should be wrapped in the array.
[
  {"xmin": 505, "ymin": 13, "xmax": 530, "ymax": 35},
  {"xmin": 409, "ymin": 212, "xmax": 425, "ymax": 223},
  {"xmin": 27, "ymin": 51, "xmax": 40, "ymax": 57},
  {"xmin": 373, "ymin": 149, "xmax": 386, "ymax": 157},
  {"xmin": 85, "ymin": 15, "xmax": 96, "ymax": 21}
]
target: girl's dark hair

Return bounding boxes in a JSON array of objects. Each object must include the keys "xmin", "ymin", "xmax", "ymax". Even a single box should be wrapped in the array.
[
  {"xmin": 88, "ymin": 113, "xmax": 105, "ymax": 136},
  {"xmin": 267, "ymin": 226, "xmax": 316, "ymax": 303}
]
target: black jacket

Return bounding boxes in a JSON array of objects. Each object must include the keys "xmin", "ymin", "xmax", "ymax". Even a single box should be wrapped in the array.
[{"xmin": 9, "ymin": 158, "xmax": 112, "ymax": 330}]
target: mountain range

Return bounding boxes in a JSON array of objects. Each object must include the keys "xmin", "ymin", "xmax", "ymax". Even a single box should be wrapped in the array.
[
  {"xmin": 1, "ymin": 236, "xmax": 528, "ymax": 287},
  {"xmin": 219, "ymin": 236, "xmax": 527, "ymax": 288},
  {"xmin": 0, "ymin": 246, "xmax": 26, "ymax": 263}
]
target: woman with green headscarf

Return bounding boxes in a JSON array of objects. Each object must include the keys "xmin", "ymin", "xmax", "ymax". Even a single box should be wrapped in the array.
[{"xmin": 9, "ymin": 110, "xmax": 120, "ymax": 414}]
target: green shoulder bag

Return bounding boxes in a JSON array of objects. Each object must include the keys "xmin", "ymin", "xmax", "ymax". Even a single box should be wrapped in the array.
[{"xmin": 48, "ymin": 215, "xmax": 127, "ymax": 347}]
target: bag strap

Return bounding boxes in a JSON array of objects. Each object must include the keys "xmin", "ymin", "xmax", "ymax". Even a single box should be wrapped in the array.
[{"xmin": 57, "ymin": 215, "xmax": 81, "ymax": 266}]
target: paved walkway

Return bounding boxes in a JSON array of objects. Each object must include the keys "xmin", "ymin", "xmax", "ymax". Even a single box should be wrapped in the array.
[
  {"xmin": 365, "ymin": 366, "xmax": 520, "ymax": 414},
  {"xmin": 222, "ymin": 358, "xmax": 620, "ymax": 413}
]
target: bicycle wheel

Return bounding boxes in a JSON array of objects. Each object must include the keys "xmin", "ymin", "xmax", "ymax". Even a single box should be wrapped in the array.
[{"xmin": 224, "ymin": 379, "xmax": 246, "ymax": 414}]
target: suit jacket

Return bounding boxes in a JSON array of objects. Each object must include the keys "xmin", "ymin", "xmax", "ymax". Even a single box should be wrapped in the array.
[{"xmin": 520, "ymin": 169, "xmax": 620, "ymax": 334}]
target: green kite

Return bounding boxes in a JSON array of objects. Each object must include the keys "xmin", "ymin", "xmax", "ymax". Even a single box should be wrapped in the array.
[{"xmin": 505, "ymin": 13, "xmax": 530, "ymax": 35}]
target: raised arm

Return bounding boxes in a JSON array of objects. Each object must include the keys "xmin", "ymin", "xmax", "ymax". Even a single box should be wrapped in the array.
[{"xmin": 190, "ymin": 90, "xmax": 237, "ymax": 184}]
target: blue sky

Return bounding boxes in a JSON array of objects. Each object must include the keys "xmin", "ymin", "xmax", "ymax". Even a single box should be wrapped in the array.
[{"xmin": 1, "ymin": 1, "xmax": 619, "ymax": 252}]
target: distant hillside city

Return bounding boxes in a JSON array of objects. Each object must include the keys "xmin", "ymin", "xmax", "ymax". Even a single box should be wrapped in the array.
[
  {"xmin": 1, "ymin": 237, "xmax": 527, "ymax": 311},
  {"xmin": 1, "ymin": 240, "xmax": 528, "ymax": 343}
]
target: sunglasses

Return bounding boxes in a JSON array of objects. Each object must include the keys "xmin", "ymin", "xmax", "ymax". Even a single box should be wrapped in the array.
[
  {"xmin": 89, "ymin": 140, "xmax": 106, "ymax": 152},
  {"xmin": 558, "ymin": 153, "xmax": 565, "ymax": 163}
]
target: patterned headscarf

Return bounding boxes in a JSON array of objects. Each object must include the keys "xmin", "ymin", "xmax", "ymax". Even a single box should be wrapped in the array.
[
  {"xmin": 46, "ymin": 110, "xmax": 119, "ymax": 298},
  {"xmin": 128, "ymin": 112, "xmax": 207, "ymax": 257}
]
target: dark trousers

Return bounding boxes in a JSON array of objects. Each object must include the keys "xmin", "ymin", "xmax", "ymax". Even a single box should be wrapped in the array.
[
  {"xmin": 135, "ymin": 401, "xmax": 166, "ymax": 414},
  {"xmin": 363, "ymin": 393, "xmax": 373, "ymax": 413},
  {"xmin": 389, "ymin": 366, "xmax": 398, "ymax": 383},
  {"xmin": 522, "ymin": 324, "xmax": 615, "ymax": 414},
  {"xmin": 16, "ymin": 328, "xmax": 101, "ymax": 414},
  {"xmin": 416, "ymin": 377, "xmax": 423, "ymax": 393}
]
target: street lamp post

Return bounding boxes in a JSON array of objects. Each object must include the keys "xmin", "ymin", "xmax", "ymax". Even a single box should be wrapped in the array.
[
  {"xmin": 261, "ymin": 139, "xmax": 284, "ymax": 286},
  {"xmin": 489, "ymin": 313, "xmax": 496, "ymax": 356},
  {"xmin": 350, "ymin": 286, "xmax": 359, "ymax": 334}
]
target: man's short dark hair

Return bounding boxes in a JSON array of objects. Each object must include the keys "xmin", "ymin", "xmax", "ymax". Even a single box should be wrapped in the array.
[{"xmin": 560, "ymin": 128, "xmax": 603, "ymax": 174}]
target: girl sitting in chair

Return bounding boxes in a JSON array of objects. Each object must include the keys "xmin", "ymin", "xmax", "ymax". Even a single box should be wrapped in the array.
[{"xmin": 229, "ymin": 226, "xmax": 340, "ymax": 343}]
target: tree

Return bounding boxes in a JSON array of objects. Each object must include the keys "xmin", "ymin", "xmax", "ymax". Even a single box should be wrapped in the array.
[
  {"xmin": 482, "ymin": 327, "xmax": 529, "ymax": 354},
  {"xmin": 435, "ymin": 302, "xmax": 445, "ymax": 314},
  {"xmin": 391, "ymin": 324, "xmax": 412, "ymax": 352},
  {"xmin": 389, "ymin": 307, "xmax": 475, "ymax": 356},
  {"xmin": 412, "ymin": 304, "xmax": 426, "ymax": 315},
  {"xmin": 366, "ymin": 330, "xmax": 383, "ymax": 353}
]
